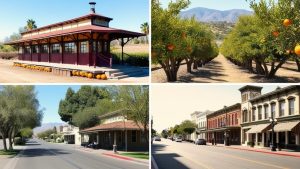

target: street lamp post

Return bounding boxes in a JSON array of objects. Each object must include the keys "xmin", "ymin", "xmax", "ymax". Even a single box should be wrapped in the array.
[
  {"xmin": 269, "ymin": 117, "xmax": 277, "ymax": 151},
  {"xmin": 224, "ymin": 106, "xmax": 230, "ymax": 146}
]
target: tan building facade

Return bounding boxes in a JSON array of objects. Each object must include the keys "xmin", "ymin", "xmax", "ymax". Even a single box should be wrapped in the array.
[{"xmin": 240, "ymin": 85, "xmax": 300, "ymax": 150}]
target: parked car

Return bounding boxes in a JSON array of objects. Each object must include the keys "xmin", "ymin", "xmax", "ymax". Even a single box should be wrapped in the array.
[
  {"xmin": 195, "ymin": 139, "xmax": 206, "ymax": 145},
  {"xmin": 167, "ymin": 136, "xmax": 172, "ymax": 140},
  {"xmin": 175, "ymin": 136, "xmax": 182, "ymax": 142},
  {"xmin": 154, "ymin": 136, "xmax": 161, "ymax": 141}
]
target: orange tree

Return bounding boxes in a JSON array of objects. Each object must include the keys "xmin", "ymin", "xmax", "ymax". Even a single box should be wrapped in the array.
[
  {"xmin": 152, "ymin": 0, "xmax": 218, "ymax": 81},
  {"xmin": 222, "ymin": 0, "xmax": 300, "ymax": 78}
]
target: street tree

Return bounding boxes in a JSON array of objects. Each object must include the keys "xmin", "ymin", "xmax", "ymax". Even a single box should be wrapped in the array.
[{"xmin": 0, "ymin": 86, "xmax": 43, "ymax": 151}]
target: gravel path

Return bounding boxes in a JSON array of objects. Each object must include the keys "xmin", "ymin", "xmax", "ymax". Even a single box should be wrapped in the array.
[
  {"xmin": 0, "ymin": 59, "xmax": 148, "ymax": 83},
  {"xmin": 151, "ymin": 54, "xmax": 300, "ymax": 83}
]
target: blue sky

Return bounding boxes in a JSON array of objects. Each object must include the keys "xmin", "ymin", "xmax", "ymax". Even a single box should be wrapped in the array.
[
  {"xmin": 0, "ymin": 0, "xmax": 149, "ymax": 42},
  {"xmin": 160, "ymin": 0, "xmax": 252, "ymax": 11},
  {"xmin": 35, "ymin": 85, "xmax": 81, "ymax": 124}
]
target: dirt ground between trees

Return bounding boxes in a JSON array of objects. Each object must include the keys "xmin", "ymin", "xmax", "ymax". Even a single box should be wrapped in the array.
[{"xmin": 151, "ymin": 54, "xmax": 300, "ymax": 83}]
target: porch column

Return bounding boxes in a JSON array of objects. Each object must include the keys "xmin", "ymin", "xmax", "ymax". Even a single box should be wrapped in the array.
[
  {"xmin": 276, "ymin": 132, "xmax": 279, "ymax": 144},
  {"xmin": 30, "ymin": 44, "xmax": 32, "ymax": 61},
  {"xmin": 296, "ymin": 134, "xmax": 300, "ymax": 145},
  {"xmin": 255, "ymin": 133, "xmax": 258, "ymax": 145},
  {"xmin": 97, "ymin": 132, "xmax": 100, "ymax": 144},
  {"xmin": 121, "ymin": 38, "xmax": 124, "ymax": 65},
  {"xmin": 76, "ymin": 38, "xmax": 79, "ymax": 65},
  {"xmin": 94, "ymin": 41, "xmax": 98, "ymax": 68},
  {"xmin": 61, "ymin": 37, "xmax": 64, "ymax": 64},
  {"xmin": 38, "ymin": 44, "xmax": 41, "ymax": 62},
  {"xmin": 48, "ymin": 40, "xmax": 51, "ymax": 63},
  {"xmin": 125, "ymin": 130, "xmax": 128, "ymax": 152},
  {"xmin": 262, "ymin": 133, "xmax": 265, "ymax": 146},
  {"xmin": 285, "ymin": 131, "xmax": 289, "ymax": 145},
  {"xmin": 89, "ymin": 32, "xmax": 94, "ymax": 67}
]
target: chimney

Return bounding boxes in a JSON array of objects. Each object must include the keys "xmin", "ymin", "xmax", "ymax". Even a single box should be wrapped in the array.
[{"xmin": 89, "ymin": 2, "xmax": 96, "ymax": 14}]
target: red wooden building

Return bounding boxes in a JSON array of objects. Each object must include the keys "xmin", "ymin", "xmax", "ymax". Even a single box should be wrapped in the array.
[
  {"xmin": 207, "ymin": 103, "xmax": 241, "ymax": 145},
  {"xmin": 6, "ymin": 2, "xmax": 144, "ymax": 68}
]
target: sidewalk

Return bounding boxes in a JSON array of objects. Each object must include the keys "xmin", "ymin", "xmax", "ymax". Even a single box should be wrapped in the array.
[
  {"xmin": 69, "ymin": 144, "xmax": 149, "ymax": 165},
  {"xmin": 206, "ymin": 143, "xmax": 300, "ymax": 158}
]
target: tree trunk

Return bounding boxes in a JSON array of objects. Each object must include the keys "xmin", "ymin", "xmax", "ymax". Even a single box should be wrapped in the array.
[
  {"xmin": 295, "ymin": 58, "xmax": 300, "ymax": 72},
  {"xmin": 8, "ymin": 128, "xmax": 13, "ymax": 150},
  {"xmin": 185, "ymin": 58, "xmax": 193, "ymax": 73},
  {"xmin": 266, "ymin": 60, "xmax": 286, "ymax": 79},
  {"xmin": 254, "ymin": 59, "xmax": 265, "ymax": 75},
  {"xmin": 193, "ymin": 60, "xmax": 198, "ymax": 69},
  {"xmin": 1, "ymin": 133, "xmax": 8, "ymax": 151}
]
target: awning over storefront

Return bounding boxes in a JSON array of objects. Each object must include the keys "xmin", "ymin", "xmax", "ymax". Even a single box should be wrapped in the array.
[
  {"xmin": 246, "ymin": 123, "xmax": 271, "ymax": 133},
  {"xmin": 273, "ymin": 121, "xmax": 300, "ymax": 132}
]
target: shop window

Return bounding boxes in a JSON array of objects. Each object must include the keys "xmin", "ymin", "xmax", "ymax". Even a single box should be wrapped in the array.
[
  {"xmin": 258, "ymin": 106, "xmax": 262, "ymax": 120},
  {"xmin": 288, "ymin": 131, "xmax": 296, "ymax": 144},
  {"xmin": 18, "ymin": 47, "xmax": 23, "ymax": 54},
  {"xmin": 288, "ymin": 98, "xmax": 295, "ymax": 115},
  {"xmin": 252, "ymin": 108, "xmax": 256, "ymax": 121},
  {"xmin": 65, "ymin": 42, "xmax": 76, "ymax": 53},
  {"xmin": 25, "ymin": 46, "xmax": 31, "ymax": 54},
  {"xmin": 41, "ymin": 45, "xmax": 48, "ymax": 54},
  {"xmin": 264, "ymin": 105, "xmax": 269, "ymax": 119},
  {"xmin": 52, "ymin": 44, "xmax": 61, "ymax": 54},
  {"xmin": 279, "ymin": 101, "xmax": 285, "ymax": 117},
  {"xmin": 32, "ymin": 45, "xmax": 39, "ymax": 54},
  {"xmin": 131, "ymin": 130, "xmax": 137, "ymax": 143},
  {"xmin": 80, "ymin": 41, "xmax": 88, "ymax": 53},
  {"xmin": 271, "ymin": 103, "xmax": 276, "ymax": 118},
  {"xmin": 258, "ymin": 133, "xmax": 262, "ymax": 142}
]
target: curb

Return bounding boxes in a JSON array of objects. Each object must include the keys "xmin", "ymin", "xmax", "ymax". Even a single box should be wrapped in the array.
[
  {"xmin": 210, "ymin": 144, "xmax": 300, "ymax": 158},
  {"xmin": 102, "ymin": 153, "xmax": 149, "ymax": 165}
]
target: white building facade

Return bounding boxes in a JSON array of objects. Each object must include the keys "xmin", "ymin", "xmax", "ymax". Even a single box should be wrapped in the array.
[
  {"xmin": 240, "ymin": 85, "xmax": 300, "ymax": 150},
  {"xmin": 191, "ymin": 110, "xmax": 213, "ymax": 141},
  {"xmin": 62, "ymin": 125, "xmax": 81, "ymax": 145}
]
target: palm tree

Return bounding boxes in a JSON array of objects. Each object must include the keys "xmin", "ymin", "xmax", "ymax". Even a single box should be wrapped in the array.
[
  {"xmin": 140, "ymin": 22, "xmax": 149, "ymax": 44},
  {"xmin": 25, "ymin": 19, "xmax": 37, "ymax": 31}
]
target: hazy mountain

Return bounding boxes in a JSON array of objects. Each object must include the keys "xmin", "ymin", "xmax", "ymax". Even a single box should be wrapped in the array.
[
  {"xmin": 180, "ymin": 7, "xmax": 253, "ymax": 23},
  {"xmin": 33, "ymin": 122, "xmax": 65, "ymax": 134}
]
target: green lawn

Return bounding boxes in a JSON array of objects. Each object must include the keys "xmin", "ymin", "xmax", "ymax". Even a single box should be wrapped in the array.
[
  {"xmin": 0, "ymin": 150, "xmax": 20, "ymax": 156},
  {"xmin": 119, "ymin": 152, "xmax": 149, "ymax": 160}
]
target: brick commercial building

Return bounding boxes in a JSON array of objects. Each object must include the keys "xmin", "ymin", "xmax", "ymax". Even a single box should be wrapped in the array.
[
  {"xmin": 207, "ymin": 103, "xmax": 241, "ymax": 145},
  {"xmin": 240, "ymin": 85, "xmax": 300, "ymax": 150}
]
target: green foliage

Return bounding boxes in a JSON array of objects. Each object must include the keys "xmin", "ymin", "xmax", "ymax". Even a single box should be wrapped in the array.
[
  {"xmin": 14, "ymin": 137, "xmax": 25, "ymax": 145},
  {"xmin": 0, "ymin": 86, "xmax": 43, "ymax": 151},
  {"xmin": 222, "ymin": 0, "xmax": 300, "ymax": 78},
  {"xmin": 178, "ymin": 120, "xmax": 197, "ymax": 135},
  {"xmin": 20, "ymin": 128, "xmax": 33, "ymax": 138},
  {"xmin": 112, "ymin": 52, "xmax": 149, "ymax": 67},
  {"xmin": 58, "ymin": 86, "xmax": 110, "ymax": 124},
  {"xmin": 152, "ymin": 0, "xmax": 218, "ymax": 81},
  {"xmin": 24, "ymin": 19, "xmax": 37, "ymax": 31},
  {"xmin": 37, "ymin": 129, "xmax": 55, "ymax": 139}
]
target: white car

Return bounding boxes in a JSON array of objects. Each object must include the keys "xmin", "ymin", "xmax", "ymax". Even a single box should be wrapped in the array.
[{"xmin": 175, "ymin": 137, "xmax": 182, "ymax": 142}]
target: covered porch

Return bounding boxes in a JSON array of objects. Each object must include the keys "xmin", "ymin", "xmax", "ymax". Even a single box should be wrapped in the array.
[{"xmin": 79, "ymin": 121, "xmax": 148, "ymax": 151}]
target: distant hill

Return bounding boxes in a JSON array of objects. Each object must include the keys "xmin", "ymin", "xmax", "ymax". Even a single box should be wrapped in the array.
[
  {"xmin": 180, "ymin": 7, "xmax": 253, "ymax": 23},
  {"xmin": 33, "ymin": 122, "xmax": 65, "ymax": 134}
]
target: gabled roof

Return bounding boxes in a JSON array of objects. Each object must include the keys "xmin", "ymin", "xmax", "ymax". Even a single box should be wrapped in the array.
[
  {"xmin": 79, "ymin": 120, "xmax": 144, "ymax": 133},
  {"xmin": 21, "ymin": 13, "xmax": 113, "ymax": 35},
  {"xmin": 5, "ymin": 25, "xmax": 145, "ymax": 45}
]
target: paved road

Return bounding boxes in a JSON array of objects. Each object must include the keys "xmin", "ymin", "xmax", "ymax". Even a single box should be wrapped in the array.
[
  {"xmin": 152, "ymin": 54, "xmax": 300, "ymax": 83},
  {"xmin": 152, "ymin": 139, "xmax": 300, "ymax": 169},
  {"xmin": 1, "ymin": 139, "xmax": 148, "ymax": 169}
]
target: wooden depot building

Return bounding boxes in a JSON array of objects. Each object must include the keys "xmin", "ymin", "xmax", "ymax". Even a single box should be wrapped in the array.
[{"xmin": 5, "ymin": 2, "xmax": 144, "ymax": 68}]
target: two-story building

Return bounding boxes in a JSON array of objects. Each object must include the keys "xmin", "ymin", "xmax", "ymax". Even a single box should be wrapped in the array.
[
  {"xmin": 190, "ymin": 110, "xmax": 213, "ymax": 141},
  {"xmin": 80, "ymin": 110, "xmax": 148, "ymax": 151},
  {"xmin": 240, "ymin": 85, "xmax": 300, "ymax": 150},
  {"xmin": 62, "ymin": 124, "xmax": 81, "ymax": 145},
  {"xmin": 207, "ymin": 103, "xmax": 241, "ymax": 145}
]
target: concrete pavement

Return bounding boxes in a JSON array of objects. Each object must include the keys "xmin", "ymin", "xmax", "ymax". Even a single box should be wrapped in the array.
[
  {"xmin": 152, "ymin": 138, "xmax": 300, "ymax": 169},
  {"xmin": 1, "ymin": 139, "xmax": 148, "ymax": 169}
]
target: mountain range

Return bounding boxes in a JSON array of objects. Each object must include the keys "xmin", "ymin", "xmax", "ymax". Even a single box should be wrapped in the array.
[
  {"xmin": 33, "ymin": 122, "xmax": 65, "ymax": 134},
  {"xmin": 180, "ymin": 7, "xmax": 253, "ymax": 23}
]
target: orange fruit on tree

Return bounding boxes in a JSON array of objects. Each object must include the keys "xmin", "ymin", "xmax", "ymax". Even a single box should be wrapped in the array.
[
  {"xmin": 294, "ymin": 45, "xmax": 300, "ymax": 56},
  {"xmin": 166, "ymin": 44, "xmax": 175, "ymax": 51},
  {"xmin": 87, "ymin": 73, "xmax": 93, "ymax": 78},
  {"xmin": 283, "ymin": 19, "xmax": 292, "ymax": 27},
  {"xmin": 272, "ymin": 31, "xmax": 279, "ymax": 37}
]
